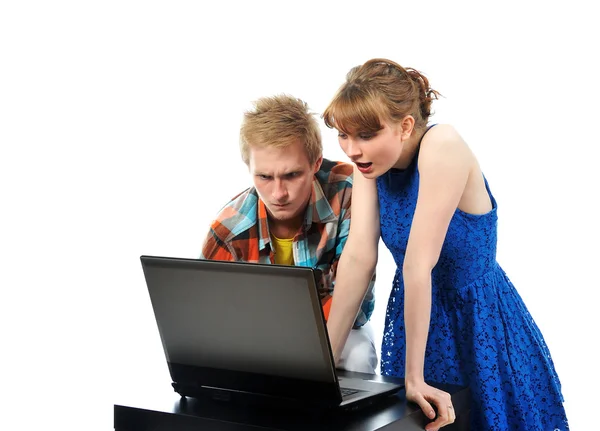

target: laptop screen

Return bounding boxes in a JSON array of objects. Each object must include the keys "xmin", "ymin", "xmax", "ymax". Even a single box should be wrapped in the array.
[{"xmin": 141, "ymin": 257, "xmax": 336, "ymax": 383}]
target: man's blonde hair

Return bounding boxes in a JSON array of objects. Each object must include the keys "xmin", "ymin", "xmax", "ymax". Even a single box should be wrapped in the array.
[{"xmin": 239, "ymin": 95, "xmax": 322, "ymax": 165}]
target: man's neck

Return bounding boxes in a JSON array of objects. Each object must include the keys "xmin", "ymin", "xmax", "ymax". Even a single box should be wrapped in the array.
[{"xmin": 269, "ymin": 216, "xmax": 304, "ymax": 239}]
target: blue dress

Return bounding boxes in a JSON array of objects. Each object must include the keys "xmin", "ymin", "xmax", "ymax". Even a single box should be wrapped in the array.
[{"xmin": 376, "ymin": 132, "xmax": 569, "ymax": 430}]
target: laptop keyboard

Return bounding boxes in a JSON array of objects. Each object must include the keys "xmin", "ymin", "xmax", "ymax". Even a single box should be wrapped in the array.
[{"xmin": 340, "ymin": 387, "xmax": 359, "ymax": 397}]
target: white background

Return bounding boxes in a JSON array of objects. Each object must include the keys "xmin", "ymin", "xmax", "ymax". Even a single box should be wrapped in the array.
[{"xmin": 1, "ymin": 1, "xmax": 597, "ymax": 430}]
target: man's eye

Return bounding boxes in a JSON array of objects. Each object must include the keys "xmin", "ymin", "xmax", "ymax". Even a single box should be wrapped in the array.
[
  {"xmin": 286, "ymin": 172, "xmax": 299, "ymax": 178},
  {"xmin": 258, "ymin": 175, "xmax": 271, "ymax": 180}
]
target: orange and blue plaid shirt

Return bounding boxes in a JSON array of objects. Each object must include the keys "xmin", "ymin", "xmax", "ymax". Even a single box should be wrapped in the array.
[{"xmin": 200, "ymin": 159, "xmax": 375, "ymax": 327}]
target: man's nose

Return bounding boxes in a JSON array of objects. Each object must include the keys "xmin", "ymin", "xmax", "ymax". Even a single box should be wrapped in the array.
[{"xmin": 272, "ymin": 179, "xmax": 288, "ymax": 200}]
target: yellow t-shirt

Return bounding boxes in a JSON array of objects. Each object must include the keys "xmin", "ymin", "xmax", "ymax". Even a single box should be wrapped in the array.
[{"xmin": 271, "ymin": 234, "xmax": 294, "ymax": 265}]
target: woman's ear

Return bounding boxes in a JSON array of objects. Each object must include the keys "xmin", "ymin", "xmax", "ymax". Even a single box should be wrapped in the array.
[{"xmin": 399, "ymin": 115, "xmax": 415, "ymax": 140}]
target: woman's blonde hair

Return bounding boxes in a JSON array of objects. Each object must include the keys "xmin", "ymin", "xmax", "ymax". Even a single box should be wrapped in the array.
[
  {"xmin": 323, "ymin": 58, "xmax": 440, "ymax": 134},
  {"xmin": 240, "ymin": 95, "xmax": 322, "ymax": 165}
]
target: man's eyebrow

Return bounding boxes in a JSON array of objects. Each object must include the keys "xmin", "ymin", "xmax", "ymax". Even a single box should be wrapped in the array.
[
  {"xmin": 254, "ymin": 168, "xmax": 304, "ymax": 176},
  {"xmin": 252, "ymin": 166, "xmax": 305, "ymax": 177}
]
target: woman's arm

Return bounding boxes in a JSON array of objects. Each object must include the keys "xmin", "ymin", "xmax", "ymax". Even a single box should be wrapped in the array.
[
  {"xmin": 404, "ymin": 125, "xmax": 472, "ymax": 429},
  {"xmin": 326, "ymin": 164, "xmax": 380, "ymax": 364}
]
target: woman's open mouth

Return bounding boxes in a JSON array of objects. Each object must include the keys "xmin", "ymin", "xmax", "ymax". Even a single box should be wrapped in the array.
[{"xmin": 355, "ymin": 162, "xmax": 373, "ymax": 173}]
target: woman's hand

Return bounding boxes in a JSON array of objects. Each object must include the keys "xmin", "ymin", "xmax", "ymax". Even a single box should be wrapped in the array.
[{"xmin": 405, "ymin": 379, "xmax": 456, "ymax": 431}]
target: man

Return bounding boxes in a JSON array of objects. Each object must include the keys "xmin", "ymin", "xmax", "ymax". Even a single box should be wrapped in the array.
[{"xmin": 200, "ymin": 95, "xmax": 377, "ymax": 373}]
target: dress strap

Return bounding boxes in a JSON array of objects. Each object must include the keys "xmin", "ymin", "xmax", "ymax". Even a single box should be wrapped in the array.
[
  {"xmin": 420, "ymin": 123, "xmax": 437, "ymax": 144},
  {"xmin": 413, "ymin": 123, "xmax": 437, "ymax": 159}
]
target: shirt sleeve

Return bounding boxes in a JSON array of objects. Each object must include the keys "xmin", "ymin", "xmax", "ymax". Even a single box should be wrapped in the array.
[{"xmin": 200, "ymin": 227, "xmax": 235, "ymax": 261}]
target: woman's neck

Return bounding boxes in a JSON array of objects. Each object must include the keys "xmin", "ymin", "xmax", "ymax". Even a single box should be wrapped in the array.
[{"xmin": 392, "ymin": 128, "xmax": 425, "ymax": 170}]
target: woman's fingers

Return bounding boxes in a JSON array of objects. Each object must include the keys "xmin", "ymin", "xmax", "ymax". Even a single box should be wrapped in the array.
[
  {"xmin": 425, "ymin": 390, "xmax": 455, "ymax": 431},
  {"xmin": 412, "ymin": 391, "xmax": 437, "ymax": 419}
]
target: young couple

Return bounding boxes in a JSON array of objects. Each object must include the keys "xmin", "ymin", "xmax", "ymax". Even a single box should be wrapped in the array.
[{"xmin": 200, "ymin": 58, "xmax": 569, "ymax": 431}]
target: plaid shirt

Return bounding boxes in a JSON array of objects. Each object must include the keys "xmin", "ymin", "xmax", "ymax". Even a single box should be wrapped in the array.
[{"xmin": 200, "ymin": 159, "xmax": 375, "ymax": 327}]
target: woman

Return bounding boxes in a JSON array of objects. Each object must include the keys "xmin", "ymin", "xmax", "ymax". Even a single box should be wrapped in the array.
[{"xmin": 322, "ymin": 58, "xmax": 568, "ymax": 430}]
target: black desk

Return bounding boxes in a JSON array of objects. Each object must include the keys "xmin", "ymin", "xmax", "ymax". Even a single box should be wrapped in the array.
[{"xmin": 114, "ymin": 371, "xmax": 470, "ymax": 431}]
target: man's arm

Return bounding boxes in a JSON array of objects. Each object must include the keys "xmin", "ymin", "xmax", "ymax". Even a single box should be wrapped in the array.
[{"xmin": 200, "ymin": 226, "xmax": 236, "ymax": 261}]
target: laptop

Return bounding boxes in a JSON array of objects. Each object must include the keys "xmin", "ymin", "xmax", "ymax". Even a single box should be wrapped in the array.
[{"xmin": 140, "ymin": 255, "xmax": 403, "ymax": 411}]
